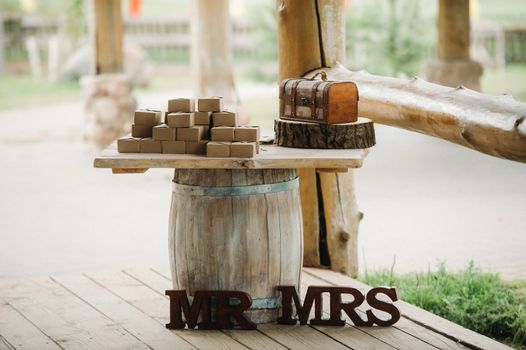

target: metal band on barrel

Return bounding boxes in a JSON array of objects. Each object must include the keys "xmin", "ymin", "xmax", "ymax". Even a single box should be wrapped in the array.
[{"xmin": 172, "ymin": 177, "xmax": 299, "ymax": 197}]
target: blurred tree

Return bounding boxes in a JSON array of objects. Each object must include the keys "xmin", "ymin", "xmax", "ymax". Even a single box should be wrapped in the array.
[{"xmin": 347, "ymin": 0, "xmax": 433, "ymax": 77}]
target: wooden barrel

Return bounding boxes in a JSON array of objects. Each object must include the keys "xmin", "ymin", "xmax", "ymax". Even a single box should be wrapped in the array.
[{"xmin": 169, "ymin": 168, "xmax": 303, "ymax": 323}]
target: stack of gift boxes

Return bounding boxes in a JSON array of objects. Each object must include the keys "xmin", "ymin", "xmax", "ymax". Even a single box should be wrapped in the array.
[{"xmin": 117, "ymin": 97, "xmax": 260, "ymax": 158}]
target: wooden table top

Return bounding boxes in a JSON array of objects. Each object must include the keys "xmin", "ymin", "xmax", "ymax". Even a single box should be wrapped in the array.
[
  {"xmin": 94, "ymin": 142, "xmax": 368, "ymax": 171},
  {"xmin": 0, "ymin": 267, "xmax": 510, "ymax": 350}
]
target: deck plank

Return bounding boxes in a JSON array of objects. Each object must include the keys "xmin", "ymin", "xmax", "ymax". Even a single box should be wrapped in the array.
[
  {"xmin": 51, "ymin": 273, "xmax": 195, "ymax": 350},
  {"xmin": 86, "ymin": 270, "xmax": 249, "ymax": 350},
  {"xmin": 301, "ymin": 272, "xmax": 469, "ymax": 350},
  {"xmin": 259, "ymin": 324, "xmax": 351, "ymax": 350},
  {"xmin": 0, "ymin": 301, "xmax": 62, "ymax": 350},
  {"xmin": 126, "ymin": 268, "xmax": 290, "ymax": 350},
  {"xmin": 305, "ymin": 268, "xmax": 513, "ymax": 350},
  {"xmin": 0, "ymin": 277, "xmax": 149, "ymax": 350}
]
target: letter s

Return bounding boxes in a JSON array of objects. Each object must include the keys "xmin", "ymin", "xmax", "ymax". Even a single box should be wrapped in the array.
[{"xmin": 365, "ymin": 287, "xmax": 401, "ymax": 326}]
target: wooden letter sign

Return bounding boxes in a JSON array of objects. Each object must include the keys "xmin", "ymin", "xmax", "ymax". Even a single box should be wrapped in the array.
[
  {"xmin": 166, "ymin": 286, "xmax": 400, "ymax": 330},
  {"xmin": 278, "ymin": 286, "xmax": 400, "ymax": 327},
  {"xmin": 165, "ymin": 290, "xmax": 256, "ymax": 330}
]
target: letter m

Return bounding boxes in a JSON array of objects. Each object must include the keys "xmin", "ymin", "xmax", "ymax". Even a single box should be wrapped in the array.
[{"xmin": 165, "ymin": 290, "xmax": 209, "ymax": 329}]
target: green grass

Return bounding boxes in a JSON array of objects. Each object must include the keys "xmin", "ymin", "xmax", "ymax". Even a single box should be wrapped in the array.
[
  {"xmin": 0, "ymin": 76, "xmax": 81, "ymax": 110},
  {"xmin": 361, "ymin": 262, "xmax": 526, "ymax": 349}
]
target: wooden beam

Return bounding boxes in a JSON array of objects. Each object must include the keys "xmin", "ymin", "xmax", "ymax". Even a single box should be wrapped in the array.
[
  {"xmin": 191, "ymin": 0, "xmax": 234, "ymax": 101},
  {"xmin": 438, "ymin": 0, "xmax": 470, "ymax": 60},
  {"xmin": 310, "ymin": 64, "xmax": 526, "ymax": 163},
  {"xmin": 278, "ymin": 0, "xmax": 362, "ymax": 276},
  {"xmin": 88, "ymin": 0, "xmax": 124, "ymax": 74}
]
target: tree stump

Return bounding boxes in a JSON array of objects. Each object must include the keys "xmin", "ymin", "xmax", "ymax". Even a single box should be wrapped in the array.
[{"xmin": 274, "ymin": 118, "xmax": 375, "ymax": 149}]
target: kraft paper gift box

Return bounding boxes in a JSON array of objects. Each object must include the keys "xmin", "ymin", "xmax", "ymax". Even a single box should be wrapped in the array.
[
  {"xmin": 234, "ymin": 126, "xmax": 259, "ymax": 142},
  {"xmin": 153, "ymin": 124, "xmax": 176, "ymax": 141},
  {"xmin": 177, "ymin": 126, "xmax": 205, "ymax": 142},
  {"xmin": 134, "ymin": 109, "xmax": 162, "ymax": 126},
  {"xmin": 162, "ymin": 141, "xmax": 186, "ymax": 154},
  {"xmin": 140, "ymin": 138, "xmax": 162, "ymax": 153},
  {"xmin": 194, "ymin": 111, "xmax": 212, "ymax": 125},
  {"xmin": 230, "ymin": 142, "xmax": 256, "ymax": 158},
  {"xmin": 132, "ymin": 124, "xmax": 153, "ymax": 138},
  {"xmin": 198, "ymin": 97, "xmax": 223, "ymax": 112},
  {"xmin": 168, "ymin": 98, "xmax": 194, "ymax": 113},
  {"xmin": 167, "ymin": 112, "xmax": 194, "ymax": 128},
  {"xmin": 186, "ymin": 140, "xmax": 208, "ymax": 155},
  {"xmin": 211, "ymin": 126, "xmax": 234, "ymax": 141},
  {"xmin": 213, "ymin": 111, "xmax": 238, "ymax": 127},
  {"xmin": 117, "ymin": 137, "xmax": 140, "ymax": 153},
  {"xmin": 234, "ymin": 126, "xmax": 260, "ymax": 153},
  {"xmin": 207, "ymin": 142, "xmax": 231, "ymax": 157}
]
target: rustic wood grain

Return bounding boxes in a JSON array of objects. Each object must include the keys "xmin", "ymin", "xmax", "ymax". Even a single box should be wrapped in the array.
[
  {"xmin": 170, "ymin": 169, "xmax": 302, "ymax": 323},
  {"xmin": 94, "ymin": 142, "xmax": 367, "ymax": 170},
  {"xmin": 278, "ymin": 0, "xmax": 364, "ymax": 277},
  {"xmin": 274, "ymin": 118, "xmax": 375, "ymax": 149},
  {"xmin": 308, "ymin": 64, "xmax": 526, "ymax": 163},
  {"xmin": 0, "ymin": 277, "xmax": 150, "ymax": 350}
]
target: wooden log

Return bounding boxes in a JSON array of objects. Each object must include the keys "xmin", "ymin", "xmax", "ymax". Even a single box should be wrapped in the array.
[
  {"xmin": 274, "ymin": 118, "xmax": 375, "ymax": 149},
  {"xmin": 438, "ymin": 0, "xmax": 470, "ymax": 60},
  {"xmin": 191, "ymin": 0, "xmax": 234, "ymax": 101},
  {"xmin": 169, "ymin": 169, "xmax": 303, "ymax": 324},
  {"xmin": 309, "ymin": 64, "xmax": 526, "ymax": 163},
  {"xmin": 278, "ymin": 0, "xmax": 362, "ymax": 277},
  {"xmin": 87, "ymin": 0, "xmax": 124, "ymax": 74}
]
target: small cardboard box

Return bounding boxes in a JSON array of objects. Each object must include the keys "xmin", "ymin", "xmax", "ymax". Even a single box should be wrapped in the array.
[
  {"xmin": 132, "ymin": 124, "xmax": 153, "ymax": 138},
  {"xmin": 234, "ymin": 126, "xmax": 260, "ymax": 153},
  {"xmin": 162, "ymin": 141, "xmax": 186, "ymax": 154},
  {"xmin": 140, "ymin": 138, "xmax": 162, "ymax": 153},
  {"xmin": 186, "ymin": 140, "xmax": 208, "ymax": 155},
  {"xmin": 213, "ymin": 111, "xmax": 238, "ymax": 127},
  {"xmin": 234, "ymin": 126, "xmax": 259, "ymax": 142},
  {"xmin": 134, "ymin": 109, "xmax": 162, "ymax": 126},
  {"xmin": 168, "ymin": 98, "xmax": 194, "ymax": 113},
  {"xmin": 153, "ymin": 124, "xmax": 176, "ymax": 141},
  {"xmin": 211, "ymin": 126, "xmax": 234, "ymax": 141},
  {"xmin": 194, "ymin": 111, "xmax": 212, "ymax": 125},
  {"xmin": 166, "ymin": 112, "xmax": 194, "ymax": 128},
  {"xmin": 198, "ymin": 97, "xmax": 223, "ymax": 112},
  {"xmin": 117, "ymin": 137, "xmax": 140, "ymax": 153},
  {"xmin": 230, "ymin": 142, "xmax": 256, "ymax": 158},
  {"xmin": 177, "ymin": 126, "xmax": 204, "ymax": 142},
  {"xmin": 207, "ymin": 142, "xmax": 231, "ymax": 157}
]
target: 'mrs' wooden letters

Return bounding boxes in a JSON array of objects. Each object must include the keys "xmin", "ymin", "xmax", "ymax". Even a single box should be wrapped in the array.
[{"xmin": 166, "ymin": 286, "xmax": 400, "ymax": 330}]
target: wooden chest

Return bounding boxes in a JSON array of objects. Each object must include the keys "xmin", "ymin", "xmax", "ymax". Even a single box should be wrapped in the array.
[{"xmin": 279, "ymin": 74, "xmax": 359, "ymax": 124}]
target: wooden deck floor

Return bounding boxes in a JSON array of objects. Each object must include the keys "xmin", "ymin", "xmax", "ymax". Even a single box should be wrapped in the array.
[{"xmin": 0, "ymin": 267, "xmax": 511, "ymax": 350}]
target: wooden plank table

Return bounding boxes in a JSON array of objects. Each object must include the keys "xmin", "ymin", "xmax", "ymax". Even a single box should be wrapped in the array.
[
  {"xmin": 94, "ymin": 142, "xmax": 368, "ymax": 172},
  {"xmin": 0, "ymin": 268, "xmax": 512, "ymax": 350}
]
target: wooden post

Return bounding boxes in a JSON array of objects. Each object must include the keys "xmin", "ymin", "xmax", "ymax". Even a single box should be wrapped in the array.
[
  {"xmin": 277, "ymin": 0, "xmax": 361, "ymax": 276},
  {"xmin": 87, "ymin": 0, "xmax": 124, "ymax": 74},
  {"xmin": 425, "ymin": 0, "xmax": 482, "ymax": 90},
  {"xmin": 437, "ymin": 0, "xmax": 470, "ymax": 60},
  {"xmin": 191, "ymin": 0, "xmax": 234, "ymax": 102},
  {"xmin": 83, "ymin": 0, "xmax": 136, "ymax": 149}
]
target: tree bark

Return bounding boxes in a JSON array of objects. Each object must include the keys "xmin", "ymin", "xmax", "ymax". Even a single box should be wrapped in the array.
[
  {"xmin": 191, "ymin": 0, "xmax": 234, "ymax": 102},
  {"xmin": 278, "ymin": 0, "xmax": 362, "ymax": 276},
  {"xmin": 274, "ymin": 118, "xmax": 375, "ymax": 149},
  {"xmin": 310, "ymin": 64, "xmax": 526, "ymax": 163}
]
